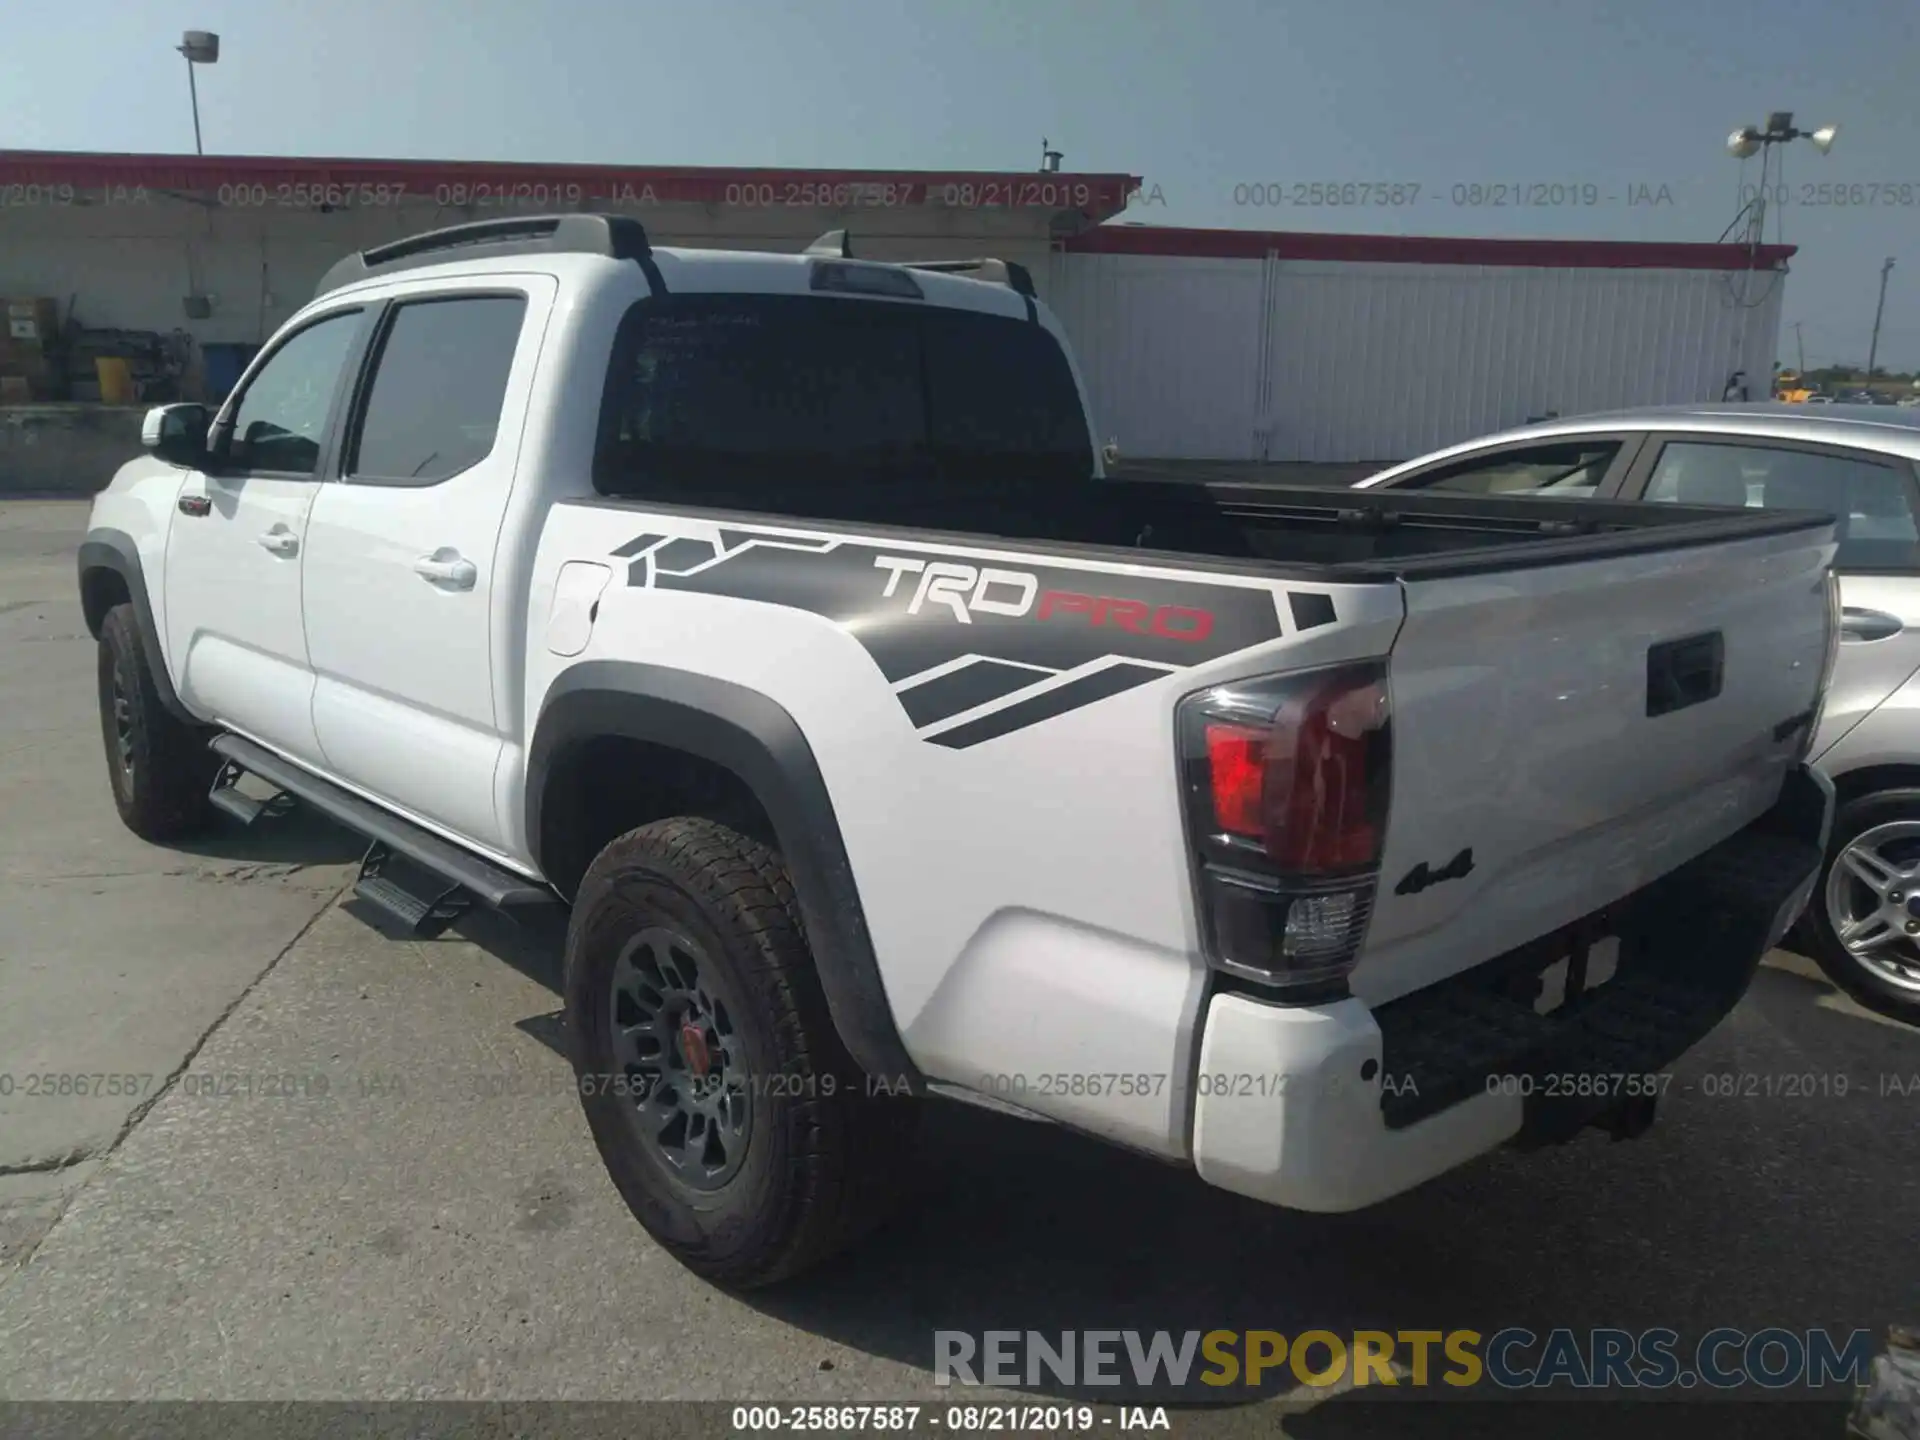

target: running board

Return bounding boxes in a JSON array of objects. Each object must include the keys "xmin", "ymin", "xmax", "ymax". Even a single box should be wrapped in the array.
[
  {"xmin": 206, "ymin": 734, "xmax": 556, "ymax": 914},
  {"xmin": 355, "ymin": 842, "xmax": 473, "ymax": 938},
  {"xmin": 208, "ymin": 759, "xmax": 297, "ymax": 825}
]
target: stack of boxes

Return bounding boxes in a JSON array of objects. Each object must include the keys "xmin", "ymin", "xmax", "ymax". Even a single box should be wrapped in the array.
[{"xmin": 1, "ymin": 299, "xmax": 62, "ymax": 404}]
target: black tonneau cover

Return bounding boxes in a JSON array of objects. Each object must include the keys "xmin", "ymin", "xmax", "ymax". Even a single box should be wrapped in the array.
[
  {"xmin": 1202, "ymin": 481, "xmax": 1836, "ymax": 581},
  {"xmin": 585, "ymin": 471, "xmax": 1835, "ymax": 586}
]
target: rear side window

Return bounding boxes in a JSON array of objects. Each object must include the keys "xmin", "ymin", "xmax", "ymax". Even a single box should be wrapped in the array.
[
  {"xmin": 1643, "ymin": 441, "xmax": 1920, "ymax": 570},
  {"xmin": 348, "ymin": 295, "xmax": 527, "ymax": 485},
  {"xmin": 1390, "ymin": 441, "xmax": 1621, "ymax": 497},
  {"xmin": 594, "ymin": 294, "xmax": 1092, "ymax": 495}
]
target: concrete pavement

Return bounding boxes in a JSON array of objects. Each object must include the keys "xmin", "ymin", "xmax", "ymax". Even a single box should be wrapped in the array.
[{"xmin": 0, "ymin": 500, "xmax": 355, "ymax": 1266}]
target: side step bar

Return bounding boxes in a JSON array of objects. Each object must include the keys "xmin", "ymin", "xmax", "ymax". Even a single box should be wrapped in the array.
[{"xmin": 208, "ymin": 735, "xmax": 556, "ymax": 935}]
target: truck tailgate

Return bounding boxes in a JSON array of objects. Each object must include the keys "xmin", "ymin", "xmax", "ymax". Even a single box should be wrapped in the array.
[{"xmin": 1355, "ymin": 520, "xmax": 1836, "ymax": 1004}]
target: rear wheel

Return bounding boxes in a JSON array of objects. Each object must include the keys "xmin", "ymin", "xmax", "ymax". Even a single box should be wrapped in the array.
[
  {"xmin": 563, "ymin": 817, "xmax": 914, "ymax": 1288},
  {"xmin": 1802, "ymin": 788, "xmax": 1920, "ymax": 1025},
  {"xmin": 96, "ymin": 603, "xmax": 217, "ymax": 843}
]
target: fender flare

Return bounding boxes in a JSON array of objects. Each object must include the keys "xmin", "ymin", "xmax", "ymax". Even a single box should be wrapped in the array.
[
  {"xmin": 77, "ymin": 528, "xmax": 198, "ymax": 726},
  {"xmin": 527, "ymin": 660, "xmax": 920, "ymax": 1086}
]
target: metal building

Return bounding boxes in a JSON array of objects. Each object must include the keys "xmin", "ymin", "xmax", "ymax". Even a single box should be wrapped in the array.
[
  {"xmin": 0, "ymin": 152, "xmax": 1791, "ymax": 468},
  {"xmin": 0, "ymin": 149, "xmax": 1134, "ymax": 362},
  {"xmin": 1047, "ymin": 227, "xmax": 1793, "ymax": 464}
]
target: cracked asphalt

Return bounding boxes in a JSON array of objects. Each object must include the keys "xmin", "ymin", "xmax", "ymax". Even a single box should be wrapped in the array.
[{"xmin": 0, "ymin": 499, "xmax": 1916, "ymax": 1434}]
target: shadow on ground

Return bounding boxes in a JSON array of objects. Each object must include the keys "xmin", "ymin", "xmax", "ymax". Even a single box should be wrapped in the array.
[
  {"xmin": 170, "ymin": 804, "xmax": 370, "ymax": 870},
  {"xmin": 206, "ymin": 812, "xmax": 1918, "ymax": 1428}
]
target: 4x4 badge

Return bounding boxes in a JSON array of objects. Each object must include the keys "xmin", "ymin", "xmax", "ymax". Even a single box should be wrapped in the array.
[{"xmin": 1395, "ymin": 847, "xmax": 1475, "ymax": 896}]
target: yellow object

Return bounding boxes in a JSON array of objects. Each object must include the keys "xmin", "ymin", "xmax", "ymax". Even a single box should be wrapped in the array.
[{"xmin": 95, "ymin": 357, "xmax": 135, "ymax": 405}]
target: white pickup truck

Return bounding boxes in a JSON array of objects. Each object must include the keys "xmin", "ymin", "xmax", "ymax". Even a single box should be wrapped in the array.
[{"xmin": 79, "ymin": 215, "xmax": 1839, "ymax": 1288}]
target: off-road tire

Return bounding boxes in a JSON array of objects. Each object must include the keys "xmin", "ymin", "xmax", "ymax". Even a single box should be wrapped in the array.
[
  {"xmin": 96, "ymin": 603, "xmax": 217, "ymax": 843},
  {"xmin": 564, "ymin": 816, "xmax": 916, "ymax": 1288}
]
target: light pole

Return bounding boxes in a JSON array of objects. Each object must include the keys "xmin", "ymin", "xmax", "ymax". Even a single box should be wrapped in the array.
[
  {"xmin": 1723, "ymin": 112, "xmax": 1837, "ymax": 399},
  {"xmin": 177, "ymin": 30, "xmax": 219, "ymax": 155},
  {"xmin": 1867, "ymin": 257, "xmax": 1896, "ymax": 386}
]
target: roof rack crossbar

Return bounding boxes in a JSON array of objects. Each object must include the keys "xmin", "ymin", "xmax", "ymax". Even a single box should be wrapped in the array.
[
  {"xmin": 315, "ymin": 212, "xmax": 657, "ymax": 298},
  {"xmin": 804, "ymin": 229, "xmax": 854, "ymax": 258},
  {"xmin": 901, "ymin": 257, "xmax": 1037, "ymax": 298},
  {"xmin": 797, "ymin": 234, "xmax": 1036, "ymax": 298}
]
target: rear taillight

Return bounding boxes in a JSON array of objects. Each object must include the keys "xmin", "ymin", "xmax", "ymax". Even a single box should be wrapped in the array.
[
  {"xmin": 1177, "ymin": 661, "xmax": 1391, "ymax": 994},
  {"xmin": 1798, "ymin": 571, "xmax": 1843, "ymax": 764}
]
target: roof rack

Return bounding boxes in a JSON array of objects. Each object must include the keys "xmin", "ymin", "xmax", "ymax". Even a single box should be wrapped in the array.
[
  {"xmin": 315, "ymin": 213, "xmax": 659, "ymax": 298},
  {"xmin": 798, "ymin": 232, "xmax": 1037, "ymax": 297},
  {"xmin": 903, "ymin": 257, "xmax": 1037, "ymax": 298},
  {"xmin": 803, "ymin": 229, "xmax": 854, "ymax": 258}
]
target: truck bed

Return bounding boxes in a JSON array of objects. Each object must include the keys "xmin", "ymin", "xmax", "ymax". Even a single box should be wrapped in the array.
[
  {"xmin": 568, "ymin": 471, "xmax": 1836, "ymax": 1010},
  {"xmin": 602, "ymin": 470, "xmax": 1829, "ymax": 580}
]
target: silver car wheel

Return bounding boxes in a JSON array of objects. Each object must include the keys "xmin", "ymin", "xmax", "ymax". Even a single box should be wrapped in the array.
[{"xmin": 1823, "ymin": 820, "xmax": 1920, "ymax": 996}]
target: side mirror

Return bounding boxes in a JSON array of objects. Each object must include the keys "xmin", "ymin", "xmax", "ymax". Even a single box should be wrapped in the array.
[{"xmin": 141, "ymin": 403, "xmax": 211, "ymax": 468}]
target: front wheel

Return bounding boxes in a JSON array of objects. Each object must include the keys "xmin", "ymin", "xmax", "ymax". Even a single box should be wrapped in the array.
[
  {"xmin": 96, "ymin": 603, "xmax": 217, "ymax": 843},
  {"xmin": 563, "ymin": 817, "xmax": 915, "ymax": 1288},
  {"xmin": 1801, "ymin": 788, "xmax": 1920, "ymax": 1026}
]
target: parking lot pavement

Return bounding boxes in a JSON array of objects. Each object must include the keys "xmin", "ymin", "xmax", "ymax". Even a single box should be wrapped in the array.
[
  {"xmin": 0, "ymin": 501, "xmax": 357, "ymax": 1270},
  {"xmin": 1, "ymin": 498, "xmax": 1916, "ymax": 1416}
]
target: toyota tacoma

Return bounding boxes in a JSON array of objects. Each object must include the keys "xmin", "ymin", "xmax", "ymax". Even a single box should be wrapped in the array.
[{"xmin": 80, "ymin": 214, "xmax": 1839, "ymax": 1287}]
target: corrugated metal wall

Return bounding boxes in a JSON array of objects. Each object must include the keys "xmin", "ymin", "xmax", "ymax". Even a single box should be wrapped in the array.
[
  {"xmin": 1046, "ymin": 255, "xmax": 1268, "ymax": 458},
  {"xmin": 1047, "ymin": 252, "xmax": 1788, "ymax": 463},
  {"xmin": 0, "ymin": 200, "xmax": 1059, "ymax": 349}
]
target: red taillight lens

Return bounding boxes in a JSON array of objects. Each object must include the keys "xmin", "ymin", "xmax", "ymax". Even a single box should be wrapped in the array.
[
  {"xmin": 1204, "ymin": 722, "xmax": 1269, "ymax": 837},
  {"xmin": 1264, "ymin": 670, "xmax": 1389, "ymax": 872},
  {"xmin": 1178, "ymin": 662, "xmax": 1393, "ymax": 993},
  {"xmin": 1194, "ymin": 667, "xmax": 1390, "ymax": 874}
]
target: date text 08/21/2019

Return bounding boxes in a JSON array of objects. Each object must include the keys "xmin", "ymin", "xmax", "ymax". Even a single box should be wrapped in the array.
[
  {"xmin": 1225, "ymin": 181, "xmax": 1681, "ymax": 209},
  {"xmin": 0, "ymin": 180, "xmax": 1108, "ymax": 211},
  {"xmin": 728, "ymin": 1405, "xmax": 1169, "ymax": 1433}
]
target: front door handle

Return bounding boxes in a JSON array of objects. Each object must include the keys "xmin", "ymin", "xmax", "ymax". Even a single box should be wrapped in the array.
[
  {"xmin": 257, "ymin": 529, "xmax": 299, "ymax": 557},
  {"xmin": 1842, "ymin": 607, "xmax": 1904, "ymax": 644},
  {"xmin": 414, "ymin": 551, "xmax": 477, "ymax": 590}
]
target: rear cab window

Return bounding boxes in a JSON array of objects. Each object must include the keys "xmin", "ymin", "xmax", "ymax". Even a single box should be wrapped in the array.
[
  {"xmin": 347, "ymin": 294, "xmax": 529, "ymax": 485},
  {"xmin": 593, "ymin": 293, "xmax": 1093, "ymax": 496},
  {"xmin": 1639, "ymin": 440, "xmax": 1920, "ymax": 571}
]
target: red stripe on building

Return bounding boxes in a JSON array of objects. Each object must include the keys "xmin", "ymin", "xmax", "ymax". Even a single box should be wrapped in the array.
[
  {"xmin": 1064, "ymin": 224, "xmax": 1796, "ymax": 271},
  {"xmin": 0, "ymin": 150, "xmax": 1140, "ymax": 223}
]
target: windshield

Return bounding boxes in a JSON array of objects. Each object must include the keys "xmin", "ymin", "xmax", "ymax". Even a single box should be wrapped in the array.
[{"xmin": 594, "ymin": 293, "xmax": 1094, "ymax": 494}]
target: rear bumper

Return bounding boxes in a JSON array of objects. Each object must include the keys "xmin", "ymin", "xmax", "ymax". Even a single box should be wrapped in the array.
[{"xmin": 1191, "ymin": 764, "xmax": 1832, "ymax": 1212}]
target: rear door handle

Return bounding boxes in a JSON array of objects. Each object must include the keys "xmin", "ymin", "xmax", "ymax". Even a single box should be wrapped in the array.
[
  {"xmin": 257, "ymin": 529, "xmax": 299, "ymax": 557},
  {"xmin": 414, "ymin": 552, "xmax": 477, "ymax": 590},
  {"xmin": 1841, "ymin": 607, "xmax": 1904, "ymax": 643}
]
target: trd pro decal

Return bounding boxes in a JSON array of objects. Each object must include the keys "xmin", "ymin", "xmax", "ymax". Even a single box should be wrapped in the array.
[{"xmin": 614, "ymin": 526, "xmax": 1326, "ymax": 748}]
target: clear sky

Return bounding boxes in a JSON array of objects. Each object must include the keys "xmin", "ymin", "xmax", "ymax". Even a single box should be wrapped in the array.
[{"xmin": 6, "ymin": 0, "xmax": 1916, "ymax": 368}]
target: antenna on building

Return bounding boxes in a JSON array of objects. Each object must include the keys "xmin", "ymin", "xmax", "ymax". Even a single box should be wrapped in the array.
[{"xmin": 1040, "ymin": 138, "xmax": 1063, "ymax": 173}]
